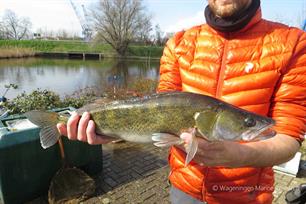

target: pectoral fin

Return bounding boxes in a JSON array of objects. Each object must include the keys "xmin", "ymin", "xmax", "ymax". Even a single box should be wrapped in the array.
[
  {"xmin": 151, "ymin": 129, "xmax": 199, "ymax": 166},
  {"xmin": 183, "ymin": 128, "xmax": 198, "ymax": 166},
  {"xmin": 152, "ymin": 133, "xmax": 183, "ymax": 147}
]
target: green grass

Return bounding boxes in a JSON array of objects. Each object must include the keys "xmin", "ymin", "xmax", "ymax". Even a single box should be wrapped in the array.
[{"xmin": 0, "ymin": 40, "xmax": 164, "ymax": 58}]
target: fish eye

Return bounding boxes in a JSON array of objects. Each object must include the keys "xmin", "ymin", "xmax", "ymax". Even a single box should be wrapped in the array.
[{"xmin": 244, "ymin": 117, "xmax": 256, "ymax": 127}]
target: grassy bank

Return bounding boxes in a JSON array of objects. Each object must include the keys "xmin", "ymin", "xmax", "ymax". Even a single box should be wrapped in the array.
[{"xmin": 0, "ymin": 40, "xmax": 164, "ymax": 58}]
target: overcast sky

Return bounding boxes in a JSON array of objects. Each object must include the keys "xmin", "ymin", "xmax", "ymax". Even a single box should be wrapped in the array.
[{"xmin": 0, "ymin": 0, "xmax": 305, "ymax": 36}]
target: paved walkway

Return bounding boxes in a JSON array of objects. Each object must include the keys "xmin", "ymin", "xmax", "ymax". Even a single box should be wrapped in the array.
[
  {"xmin": 85, "ymin": 142, "xmax": 306, "ymax": 204},
  {"xmin": 86, "ymin": 142, "xmax": 171, "ymax": 204},
  {"xmin": 29, "ymin": 142, "xmax": 306, "ymax": 204}
]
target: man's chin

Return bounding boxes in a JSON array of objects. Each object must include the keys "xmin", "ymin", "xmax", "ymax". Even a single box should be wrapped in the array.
[{"xmin": 210, "ymin": 4, "xmax": 238, "ymax": 17}]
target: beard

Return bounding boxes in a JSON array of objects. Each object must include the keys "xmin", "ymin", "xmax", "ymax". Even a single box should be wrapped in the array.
[{"xmin": 208, "ymin": 0, "xmax": 251, "ymax": 18}]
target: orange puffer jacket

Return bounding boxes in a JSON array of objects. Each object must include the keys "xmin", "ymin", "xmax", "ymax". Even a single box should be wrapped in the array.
[{"xmin": 158, "ymin": 9, "xmax": 306, "ymax": 204}]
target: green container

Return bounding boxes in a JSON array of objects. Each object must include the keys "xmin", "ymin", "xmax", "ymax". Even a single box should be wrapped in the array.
[{"xmin": 0, "ymin": 108, "xmax": 103, "ymax": 204}]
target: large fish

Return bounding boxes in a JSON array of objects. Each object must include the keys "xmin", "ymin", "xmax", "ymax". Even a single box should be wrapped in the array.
[{"xmin": 25, "ymin": 92, "xmax": 276, "ymax": 165}]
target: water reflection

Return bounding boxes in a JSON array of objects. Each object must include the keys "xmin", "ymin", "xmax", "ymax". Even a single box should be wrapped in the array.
[{"xmin": 0, "ymin": 58, "xmax": 160, "ymax": 99}]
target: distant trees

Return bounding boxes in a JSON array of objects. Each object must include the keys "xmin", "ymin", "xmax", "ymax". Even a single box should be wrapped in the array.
[
  {"xmin": 92, "ymin": 0, "xmax": 152, "ymax": 57},
  {"xmin": 0, "ymin": 10, "xmax": 32, "ymax": 40},
  {"xmin": 0, "ymin": 22, "xmax": 6, "ymax": 39},
  {"xmin": 154, "ymin": 24, "xmax": 169, "ymax": 46}
]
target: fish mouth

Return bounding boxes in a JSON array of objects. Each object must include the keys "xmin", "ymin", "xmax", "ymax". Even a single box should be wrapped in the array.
[{"xmin": 241, "ymin": 124, "xmax": 276, "ymax": 141}]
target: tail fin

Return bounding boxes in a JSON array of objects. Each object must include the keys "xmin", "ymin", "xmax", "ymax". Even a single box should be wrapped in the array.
[{"xmin": 24, "ymin": 110, "xmax": 61, "ymax": 149}]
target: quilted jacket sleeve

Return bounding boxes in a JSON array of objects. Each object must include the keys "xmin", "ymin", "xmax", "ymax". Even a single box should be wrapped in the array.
[
  {"xmin": 270, "ymin": 31, "xmax": 306, "ymax": 142},
  {"xmin": 157, "ymin": 31, "xmax": 184, "ymax": 92}
]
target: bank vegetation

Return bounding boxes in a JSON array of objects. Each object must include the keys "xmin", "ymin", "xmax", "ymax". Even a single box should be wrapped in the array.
[
  {"xmin": 0, "ymin": 39, "xmax": 164, "ymax": 59},
  {"xmin": 0, "ymin": 47, "xmax": 35, "ymax": 59}
]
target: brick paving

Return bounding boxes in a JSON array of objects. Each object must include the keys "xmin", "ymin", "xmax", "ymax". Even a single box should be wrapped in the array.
[
  {"xmin": 85, "ymin": 142, "xmax": 171, "ymax": 204},
  {"xmin": 84, "ymin": 142, "xmax": 306, "ymax": 204},
  {"xmin": 272, "ymin": 143, "xmax": 306, "ymax": 204},
  {"xmin": 28, "ymin": 142, "xmax": 306, "ymax": 204}
]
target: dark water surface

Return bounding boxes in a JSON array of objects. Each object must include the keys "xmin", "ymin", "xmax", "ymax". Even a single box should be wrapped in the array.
[{"xmin": 0, "ymin": 58, "xmax": 160, "ymax": 99}]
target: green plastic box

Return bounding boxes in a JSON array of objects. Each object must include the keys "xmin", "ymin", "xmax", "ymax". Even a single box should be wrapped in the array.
[{"xmin": 0, "ymin": 108, "xmax": 103, "ymax": 204}]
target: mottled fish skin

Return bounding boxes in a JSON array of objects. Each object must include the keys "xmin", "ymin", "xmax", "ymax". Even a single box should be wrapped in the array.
[
  {"xmin": 25, "ymin": 92, "xmax": 275, "ymax": 151},
  {"xmin": 76, "ymin": 92, "xmax": 274, "ymax": 142},
  {"xmin": 85, "ymin": 92, "xmax": 207, "ymax": 143}
]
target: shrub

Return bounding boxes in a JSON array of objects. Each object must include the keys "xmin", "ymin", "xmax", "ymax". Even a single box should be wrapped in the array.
[
  {"xmin": 2, "ymin": 79, "xmax": 158, "ymax": 114},
  {"xmin": 5, "ymin": 89, "xmax": 62, "ymax": 114},
  {"xmin": 61, "ymin": 88, "xmax": 97, "ymax": 108},
  {"xmin": 128, "ymin": 78, "xmax": 157, "ymax": 95},
  {"xmin": 3, "ymin": 88, "xmax": 97, "ymax": 114}
]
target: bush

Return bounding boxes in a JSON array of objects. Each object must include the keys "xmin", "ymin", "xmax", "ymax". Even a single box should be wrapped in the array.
[
  {"xmin": 5, "ymin": 89, "xmax": 62, "ymax": 114},
  {"xmin": 3, "ymin": 88, "xmax": 97, "ymax": 114},
  {"xmin": 128, "ymin": 78, "xmax": 157, "ymax": 95},
  {"xmin": 2, "ymin": 79, "xmax": 158, "ymax": 114},
  {"xmin": 61, "ymin": 88, "xmax": 97, "ymax": 108},
  {"xmin": 102, "ymin": 78, "xmax": 158, "ymax": 99}
]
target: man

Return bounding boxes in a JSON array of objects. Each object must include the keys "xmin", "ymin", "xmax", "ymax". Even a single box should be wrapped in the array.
[{"xmin": 57, "ymin": 0, "xmax": 306, "ymax": 203}]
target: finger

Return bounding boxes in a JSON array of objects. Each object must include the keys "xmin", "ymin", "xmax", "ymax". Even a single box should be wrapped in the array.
[
  {"xmin": 86, "ymin": 120, "xmax": 114, "ymax": 145},
  {"xmin": 77, "ymin": 112, "xmax": 90, "ymax": 142},
  {"xmin": 57, "ymin": 123, "xmax": 67, "ymax": 136},
  {"xmin": 67, "ymin": 112, "xmax": 80, "ymax": 140}
]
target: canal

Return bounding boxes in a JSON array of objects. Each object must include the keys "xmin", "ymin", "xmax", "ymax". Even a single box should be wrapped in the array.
[{"xmin": 0, "ymin": 58, "xmax": 160, "ymax": 99}]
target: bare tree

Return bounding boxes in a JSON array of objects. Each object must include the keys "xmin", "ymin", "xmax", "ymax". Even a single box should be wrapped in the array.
[
  {"xmin": 134, "ymin": 14, "xmax": 153, "ymax": 45},
  {"xmin": 153, "ymin": 24, "xmax": 168, "ymax": 46},
  {"xmin": 2, "ymin": 10, "xmax": 32, "ymax": 40},
  {"xmin": 92, "ymin": 0, "xmax": 152, "ymax": 57},
  {"xmin": 0, "ymin": 21, "xmax": 6, "ymax": 39}
]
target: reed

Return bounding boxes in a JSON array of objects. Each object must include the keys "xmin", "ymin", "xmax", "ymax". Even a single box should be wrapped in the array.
[{"xmin": 0, "ymin": 47, "xmax": 35, "ymax": 59}]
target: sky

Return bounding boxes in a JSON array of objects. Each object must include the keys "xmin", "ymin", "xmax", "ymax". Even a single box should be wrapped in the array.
[{"xmin": 0, "ymin": 0, "xmax": 305, "ymax": 36}]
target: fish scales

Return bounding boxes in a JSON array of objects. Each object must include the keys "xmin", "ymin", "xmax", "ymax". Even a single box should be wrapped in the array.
[
  {"xmin": 24, "ymin": 92, "xmax": 276, "ymax": 155},
  {"xmin": 87, "ymin": 92, "xmax": 216, "ymax": 142}
]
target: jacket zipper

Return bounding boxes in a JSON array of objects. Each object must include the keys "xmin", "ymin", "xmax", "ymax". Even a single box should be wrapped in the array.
[
  {"xmin": 202, "ymin": 35, "xmax": 230, "ymax": 202},
  {"xmin": 216, "ymin": 36, "xmax": 230, "ymax": 98}
]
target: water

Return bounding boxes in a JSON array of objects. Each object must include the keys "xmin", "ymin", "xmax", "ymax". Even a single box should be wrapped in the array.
[{"xmin": 0, "ymin": 58, "xmax": 160, "ymax": 99}]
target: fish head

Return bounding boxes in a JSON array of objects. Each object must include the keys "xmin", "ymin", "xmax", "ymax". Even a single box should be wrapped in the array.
[
  {"xmin": 195, "ymin": 108, "xmax": 275, "ymax": 141},
  {"xmin": 214, "ymin": 109, "xmax": 275, "ymax": 141}
]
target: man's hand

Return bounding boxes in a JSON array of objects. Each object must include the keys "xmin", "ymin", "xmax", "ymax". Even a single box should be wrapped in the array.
[
  {"xmin": 57, "ymin": 111, "xmax": 115, "ymax": 145},
  {"xmin": 192, "ymin": 139, "xmax": 248, "ymax": 168},
  {"xmin": 179, "ymin": 133, "xmax": 301, "ymax": 168}
]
